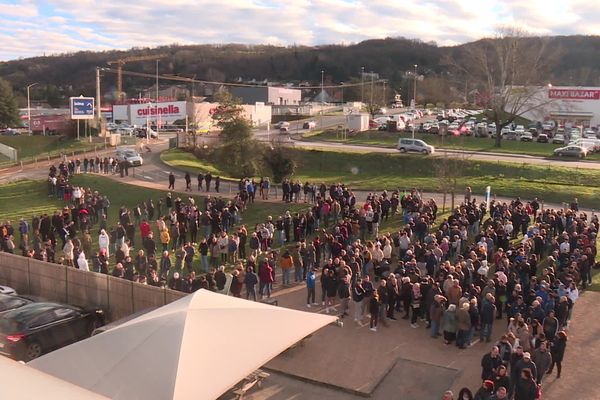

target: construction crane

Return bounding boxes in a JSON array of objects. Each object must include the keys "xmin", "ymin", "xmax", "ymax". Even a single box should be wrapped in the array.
[{"xmin": 107, "ymin": 54, "xmax": 167, "ymax": 102}]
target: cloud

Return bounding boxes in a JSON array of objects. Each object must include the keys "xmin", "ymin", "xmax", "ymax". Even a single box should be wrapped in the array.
[{"xmin": 1, "ymin": 0, "xmax": 600, "ymax": 60}]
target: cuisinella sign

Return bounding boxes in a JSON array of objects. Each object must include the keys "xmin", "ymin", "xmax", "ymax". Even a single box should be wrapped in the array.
[{"xmin": 137, "ymin": 104, "xmax": 181, "ymax": 116}]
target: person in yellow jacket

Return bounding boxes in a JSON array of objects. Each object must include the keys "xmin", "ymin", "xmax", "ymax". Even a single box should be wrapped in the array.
[
  {"xmin": 280, "ymin": 250, "xmax": 294, "ymax": 286},
  {"xmin": 160, "ymin": 228, "xmax": 170, "ymax": 252}
]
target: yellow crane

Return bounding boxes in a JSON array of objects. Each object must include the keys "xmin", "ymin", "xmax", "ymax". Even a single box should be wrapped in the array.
[{"xmin": 107, "ymin": 54, "xmax": 167, "ymax": 102}]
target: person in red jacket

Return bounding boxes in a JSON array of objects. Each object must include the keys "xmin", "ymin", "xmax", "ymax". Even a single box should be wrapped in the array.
[
  {"xmin": 139, "ymin": 219, "xmax": 151, "ymax": 240},
  {"xmin": 259, "ymin": 260, "xmax": 274, "ymax": 299}
]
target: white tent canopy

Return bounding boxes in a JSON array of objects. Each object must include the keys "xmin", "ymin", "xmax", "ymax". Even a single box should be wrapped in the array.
[
  {"xmin": 0, "ymin": 354, "xmax": 108, "ymax": 399},
  {"xmin": 30, "ymin": 289, "xmax": 336, "ymax": 400}
]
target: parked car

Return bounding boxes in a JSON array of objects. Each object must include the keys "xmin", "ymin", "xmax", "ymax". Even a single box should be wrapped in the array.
[
  {"xmin": 397, "ymin": 138, "xmax": 435, "ymax": 154},
  {"xmin": 302, "ymin": 121, "xmax": 316, "ymax": 129},
  {"xmin": 115, "ymin": 148, "xmax": 143, "ymax": 166},
  {"xmin": 1, "ymin": 129, "xmax": 20, "ymax": 136},
  {"xmin": 0, "ymin": 286, "xmax": 16, "ymax": 295},
  {"xmin": 134, "ymin": 128, "xmax": 158, "ymax": 139},
  {"xmin": 553, "ymin": 145, "xmax": 587, "ymax": 158},
  {"xmin": 0, "ymin": 302, "xmax": 105, "ymax": 361},
  {"xmin": 515, "ymin": 125, "xmax": 525, "ymax": 135},
  {"xmin": 274, "ymin": 121, "xmax": 290, "ymax": 130},
  {"xmin": 537, "ymin": 133, "xmax": 549, "ymax": 143},
  {"xmin": 519, "ymin": 132, "xmax": 533, "ymax": 142},
  {"xmin": 0, "ymin": 294, "xmax": 36, "ymax": 313},
  {"xmin": 552, "ymin": 134, "xmax": 566, "ymax": 144}
]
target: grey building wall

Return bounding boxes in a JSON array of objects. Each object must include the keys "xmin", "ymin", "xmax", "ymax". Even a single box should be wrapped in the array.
[{"xmin": 230, "ymin": 87, "xmax": 268, "ymax": 104}]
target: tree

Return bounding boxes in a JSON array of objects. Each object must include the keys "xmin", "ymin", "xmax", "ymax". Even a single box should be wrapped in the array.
[
  {"xmin": 0, "ymin": 78, "xmax": 20, "ymax": 128},
  {"xmin": 210, "ymin": 89, "xmax": 258, "ymax": 177},
  {"xmin": 262, "ymin": 145, "xmax": 296, "ymax": 183},
  {"xmin": 451, "ymin": 29, "xmax": 556, "ymax": 147}
]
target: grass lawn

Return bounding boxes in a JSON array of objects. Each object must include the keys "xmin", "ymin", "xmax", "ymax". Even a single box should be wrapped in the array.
[
  {"xmin": 162, "ymin": 147, "xmax": 600, "ymax": 208},
  {"xmin": 0, "ymin": 135, "xmax": 100, "ymax": 165},
  {"xmin": 0, "ymin": 176, "xmax": 311, "ymax": 275},
  {"xmin": 303, "ymin": 130, "xmax": 600, "ymax": 161}
]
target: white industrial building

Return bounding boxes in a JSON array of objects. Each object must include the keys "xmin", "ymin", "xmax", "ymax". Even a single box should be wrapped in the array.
[
  {"xmin": 520, "ymin": 86, "xmax": 600, "ymax": 129},
  {"xmin": 112, "ymin": 100, "xmax": 271, "ymax": 129}
]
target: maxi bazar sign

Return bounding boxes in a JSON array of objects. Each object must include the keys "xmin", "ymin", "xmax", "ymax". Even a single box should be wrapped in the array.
[
  {"xmin": 130, "ymin": 101, "xmax": 186, "ymax": 124},
  {"xmin": 549, "ymin": 89, "xmax": 600, "ymax": 100}
]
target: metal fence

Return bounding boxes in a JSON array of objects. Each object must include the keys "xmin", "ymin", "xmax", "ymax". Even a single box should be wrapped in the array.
[{"xmin": 0, "ymin": 252, "xmax": 187, "ymax": 322}]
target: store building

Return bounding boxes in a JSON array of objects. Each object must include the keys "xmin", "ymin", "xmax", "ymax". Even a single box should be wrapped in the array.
[
  {"xmin": 522, "ymin": 86, "xmax": 600, "ymax": 129},
  {"xmin": 112, "ymin": 100, "xmax": 271, "ymax": 129},
  {"xmin": 229, "ymin": 86, "xmax": 301, "ymax": 105}
]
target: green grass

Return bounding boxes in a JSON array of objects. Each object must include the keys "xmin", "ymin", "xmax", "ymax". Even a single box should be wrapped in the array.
[
  {"xmin": 0, "ymin": 175, "xmax": 308, "ymax": 275},
  {"xmin": 0, "ymin": 135, "xmax": 100, "ymax": 164},
  {"xmin": 162, "ymin": 147, "xmax": 600, "ymax": 208},
  {"xmin": 304, "ymin": 130, "xmax": 600, "ymax": 160}
]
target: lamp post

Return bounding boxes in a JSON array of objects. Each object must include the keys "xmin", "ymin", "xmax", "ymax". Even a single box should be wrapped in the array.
[
  {"xmin": 413, "ymin": 64, "xmax": 418, "ymax": 108},
  {"xmin": 26, "ymin": 82, "xmax": 38, "ymax": 135},
  {"xmin": 412, "ymin": 64, "xmax": 418, "ymax": 138},
  {"xmin": 360, "ymin": 66, "xmax": 365, "ymax": 105}
]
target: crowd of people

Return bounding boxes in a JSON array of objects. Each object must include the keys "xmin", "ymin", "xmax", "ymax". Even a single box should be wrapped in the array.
[{"xmin": 0, "ymin": 156, "xmax": 594, "ymax": 400}]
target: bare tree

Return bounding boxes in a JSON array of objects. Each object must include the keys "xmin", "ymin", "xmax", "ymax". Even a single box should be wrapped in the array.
[{"xmin": 451, "ymin": 28, "xmax": 557, "ymax": 147}]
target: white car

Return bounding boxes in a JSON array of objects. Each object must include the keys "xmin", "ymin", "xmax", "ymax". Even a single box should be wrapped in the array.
[
  {"xmin": 116, "ymin": 148, "xmax": 143, "ymax": 166},
  {"xmin": 515, "ymin": 125, "xmax": 525, "ymax": 134},
  {"xmin": 583, "ymin": 129, "xmax": 596, "ymax": 139},
  {"xmin": 552, "ymin": 134, "xmax": 565, "ymax": 144},
  {"xmin": 519, "ymin": 132, "xmax": 533, "ymax": 142},
  {"xmin": 0, "ymin": 285, "xmax": 16, "ymax": 295}
]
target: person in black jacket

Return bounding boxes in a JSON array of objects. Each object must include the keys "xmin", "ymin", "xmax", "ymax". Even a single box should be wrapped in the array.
[
  {"xmin": 352, "ymin": 278, "xmax": 366, "ymax": 322},
  {"xmin": 324, "ymin": 268, "xmax": 338, "ymax": 314},
  {"xmin": 338, "ymin": 275, "xmax": 351, "ymax": 318},
  {"xmin": 514, "ymin": 369, "xmax": 538, "ymax": 400},
  {"xmin": 481, "ymin": 346, "xmax": 503, "ymax": 381},
  {"xmin": 548, "ymin": 330, "xmax": 567, "ymax": 378},
  {"xmin": 168, "ymin": 172, "xmax": 175, "ymax": 190},
  {"xmin": 197, "ymin": 173, "xmax": 204, "ymax": 191}
]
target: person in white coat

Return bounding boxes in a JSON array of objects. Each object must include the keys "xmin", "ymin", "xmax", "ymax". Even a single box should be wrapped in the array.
[
  {"xmin": 77, "ymin": 252, "xmax": 89, "ymax": 271},
  {"xmin": 98, "ymin": 229, "xmax": 110, "ymax": 258}
]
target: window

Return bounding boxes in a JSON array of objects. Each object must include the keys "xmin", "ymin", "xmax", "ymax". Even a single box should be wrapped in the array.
[{"xmin": 29, "ymin": 312, "xmax": 57, "ymax": 328}]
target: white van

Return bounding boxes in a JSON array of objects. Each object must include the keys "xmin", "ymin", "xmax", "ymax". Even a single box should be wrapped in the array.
[{"xmin": 397, "ymin": 138, "xmax": 435, "ymax": 154}]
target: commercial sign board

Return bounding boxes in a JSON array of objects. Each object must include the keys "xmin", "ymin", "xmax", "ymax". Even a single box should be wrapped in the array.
[
  {"xmin": 549, "ymin": 89, "xmax": 600, "ymax": 100},
  {"xmin": 70, "ymin": 97, "xmax": 95, "ymax": 119},
  {"xmin": 129, "ymin": 101, "xmax": 187, "ymax": 125}
]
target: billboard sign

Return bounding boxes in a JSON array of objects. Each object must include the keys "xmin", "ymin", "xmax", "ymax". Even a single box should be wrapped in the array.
[
  {"xmin": 548, "ymin": 89, "xmax": 600, "ymax": 100},
  {"xmin": 129, "ymin": 101, "xmax": 187, "ymax": 126},
  {"xmin": 70, "ymin": 97, "xmax": 95, "ymax": 120}
]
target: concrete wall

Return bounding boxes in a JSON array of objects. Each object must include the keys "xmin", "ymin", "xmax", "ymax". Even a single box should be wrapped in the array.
[
  {"xmin": 0, "ymin": 143, "xmax": 18, "ymax": 161},
  {"xmin": 0, "ymin": 253, "xmax": 187, "ymax": 322}
]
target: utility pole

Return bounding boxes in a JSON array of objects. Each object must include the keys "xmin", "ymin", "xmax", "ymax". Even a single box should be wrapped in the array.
[
  {"xmin": 370, "ymin": 72, "xmax": 374, "ymax": 107},
  {"xmin": 383, "ymin": 80, "xmax": 386, "ymax": 106},
  {"xmin": 156, "ymin": 60, "xmax": 159, "ymax": 133},
  {"xmin": 320, "ymin": 70, "xmax": 324, "ymax": 129}
]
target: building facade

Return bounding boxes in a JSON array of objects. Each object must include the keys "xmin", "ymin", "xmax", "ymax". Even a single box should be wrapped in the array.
[{"xmin": 229, "ymin": 86, "xmax": 301, "ymax": 105}]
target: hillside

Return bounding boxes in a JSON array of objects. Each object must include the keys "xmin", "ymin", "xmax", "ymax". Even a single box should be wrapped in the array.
[{"xmin": 1, "ymin": 35, "xmax": 600, "ymax": 107}]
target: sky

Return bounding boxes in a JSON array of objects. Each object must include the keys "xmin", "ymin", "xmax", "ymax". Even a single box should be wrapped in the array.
[{"xmin": 1, "ymin": 0, "xmax": 599, "ymax": 61}]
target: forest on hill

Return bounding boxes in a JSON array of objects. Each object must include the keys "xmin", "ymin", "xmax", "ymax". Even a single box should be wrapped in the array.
[{"xmin": 1, "ymin": 35, "xmax": 599, "ymax": 107}]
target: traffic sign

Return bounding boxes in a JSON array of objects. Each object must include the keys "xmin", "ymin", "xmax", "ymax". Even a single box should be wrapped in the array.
[{"xmin": 70, "ymin": 96, "xmax": 95, "ymax": 120}]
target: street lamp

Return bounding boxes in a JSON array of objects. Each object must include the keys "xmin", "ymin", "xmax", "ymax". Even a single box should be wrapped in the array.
[
  {"xmin": 412, "ymin": 64, "xmax": 418, "ymax": 139},
  {"xmin": 26, "ymin": 82, "xmax": 38, "ymax": 134},
  {"xmin": 413, "ymin": 64, "xmax": 418, "ymax": 108},
  {"xmin": 360, "ymin": 66, "xmax": 365, "ymax": 105}
]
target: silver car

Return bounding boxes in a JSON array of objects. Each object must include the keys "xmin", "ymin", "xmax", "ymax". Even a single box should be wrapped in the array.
[{"xmin": 553, "ymin": 145, "xmax": 587, "ymax": 158}]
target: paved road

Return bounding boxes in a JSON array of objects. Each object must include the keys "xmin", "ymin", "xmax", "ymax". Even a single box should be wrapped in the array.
[{"xmin": 288, "ymin": 136, "xmax": 600, "ymax": 169}]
